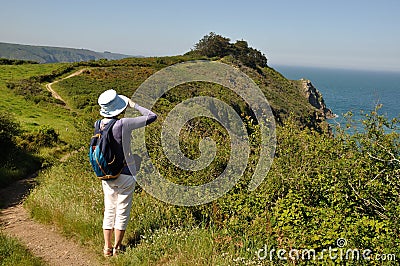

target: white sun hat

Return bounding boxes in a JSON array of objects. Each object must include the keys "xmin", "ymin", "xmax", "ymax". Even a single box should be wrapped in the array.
[{"xmin": 98, "ymin": 89, "xmax": 129, "ymax": 117}]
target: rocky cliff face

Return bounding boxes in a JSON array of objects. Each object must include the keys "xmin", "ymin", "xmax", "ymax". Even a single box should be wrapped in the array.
[{"xmin": 299, "ymin": 79, "xmax": 336, "ymax": 119}]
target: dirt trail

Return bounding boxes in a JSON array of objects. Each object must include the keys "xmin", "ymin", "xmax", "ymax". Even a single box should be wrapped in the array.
[
  {"xmin": 45, "ymin": 68, "xmax": 88, "ymax": 108},
  {"xmin": 0, "ymin": 174, "xmax": 107, "ymax": 266}
]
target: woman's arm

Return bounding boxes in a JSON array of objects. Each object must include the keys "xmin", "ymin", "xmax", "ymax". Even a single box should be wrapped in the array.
[{"xmin": 121, "ymin": 100, "xmax": 157, "ymax": 131}]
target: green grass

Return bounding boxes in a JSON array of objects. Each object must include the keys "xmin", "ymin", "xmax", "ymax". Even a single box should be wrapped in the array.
[
  {"xmin": 0, "ymin": 151, "xmax": 41, "ymax": 192},
  {"xmin": 113, "ymin": 227, "xmax": 223, "ymax": 265},
  {"xmin": 0, "ymin": 63, "xmax": 84, "ymax": 146},
  {"xmin": 0, "ymin": 64, "xmax": 63, "ymax": 85},
  {"xmin": 0, "ymin": 232, "xmax": 44, "ymax": 266},
  {"xmin": 24, "ymin": 152, "xmax": 103, "ymax": 246},
  {"xmin": 0, "ymin": 63, "xmax": 87, "ymax": 189}
]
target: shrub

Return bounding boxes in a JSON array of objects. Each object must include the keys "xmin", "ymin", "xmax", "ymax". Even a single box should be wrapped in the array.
[
  {"xmin": 0, "ymin": 112, "xmax": 21, "ymax": 163},
  {"xmin": 0, "ymin": 113, "xmax": 42, "ymax": 191},
  {"xmin": 6, "ymin": 79, "xmax": 54, "ymax": 104},
  {"xmin": 190, "ymin": 32, "xmax": 268, "ymax": 69},
  {"xmin": 17, "ymin": 125, "xmax": 59, "ymax": 151}
]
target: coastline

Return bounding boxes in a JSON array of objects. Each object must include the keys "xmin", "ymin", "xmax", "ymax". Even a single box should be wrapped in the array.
[
  {"xmin": 276, "ymin": 65, "xmax": 400, "ymax": 125},
  {"xmin": 298, "ymin": 78, "xmax": 336, "ymax": 120}
]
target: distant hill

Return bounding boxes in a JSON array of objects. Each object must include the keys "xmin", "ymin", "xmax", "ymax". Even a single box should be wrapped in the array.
[{"xmin": 0, "ymin": 42, "xmax": 136, "ymax": 63}]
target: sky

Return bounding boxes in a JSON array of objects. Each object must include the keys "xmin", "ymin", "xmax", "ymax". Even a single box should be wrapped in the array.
[{"xmin": 1, "ymin": 0, "xmax": 400, "ymax": 71}]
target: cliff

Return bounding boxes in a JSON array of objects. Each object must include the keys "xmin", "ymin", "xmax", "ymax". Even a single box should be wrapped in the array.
[{"xmin": 299, "ymin": 79, "xmax": 336, "ymax": 119}]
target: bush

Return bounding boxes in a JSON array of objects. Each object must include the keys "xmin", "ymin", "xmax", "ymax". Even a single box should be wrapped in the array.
[
  {"xmin": 6, "ymin": 79, "xmax": 54, "ymax": 104},
  {"xmin": 17, "ymin": 125, "xmax": 59, "ymax": 151},
  {"xmin": 190, "ymin": 32, "xmax": 268, "ymax": 69},
  {"xmin": 0, "ymin": 112, "xmax": 45, "ymax": 189},
  {"xmin": 250, "ymin": 109, "xmax": 399, "ymax": 263},
  {"xmin": 0, "ymin": 112, "xmax": 20, "ymax": 162}
]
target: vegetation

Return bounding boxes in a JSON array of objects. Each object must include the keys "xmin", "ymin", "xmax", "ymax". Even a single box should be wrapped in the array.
[
  {"xmin": 24, "ymin": 109, "xmax": 399, "ymax": 265},
  {"xmin": 0, "ymin": 110, "xmax": 65, "ymax": 188},
  {"xmin": 1, "ymin": 35, "xmax": 399, "ymax": 265},
  {"xmin": 0, "ymin": 58, "xmax": 38, "ymax": 65},
  {"xmin": 188, "ymin": 32, "xmax": 268, "ymax": 69},
  {"xmin": 0, "ymin": 232, "xmax": 44, "ymax": 266},
  {"xmin": 0, "ymin": 112, "xmax": 40, "ymax": 188},
  {"xmin": 0, "ymin": 62, "xmax": 85, "ymax": 188}
]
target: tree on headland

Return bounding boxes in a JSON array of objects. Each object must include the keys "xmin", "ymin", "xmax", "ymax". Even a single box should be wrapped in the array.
[
  {"xmin": 189, "ymin": 32, "xmax": 268, "ymax": 69},
  {"xmin": 193, "ymin": 32, "xmax": 231, "ymax": 57},
  {"xmin": 232, "ymin": 39, "xmax": 268, "ymax": 69}
]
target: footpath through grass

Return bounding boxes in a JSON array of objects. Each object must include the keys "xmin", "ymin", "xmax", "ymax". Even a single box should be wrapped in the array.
[{"xmin": 0, "ymin": 63, "xmax": 83, "ymax": 144}]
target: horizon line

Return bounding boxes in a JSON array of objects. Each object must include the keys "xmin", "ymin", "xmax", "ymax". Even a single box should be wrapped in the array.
[{"xmin": 1, "ymin": 41, "xmax": 399, "ymax": 73}]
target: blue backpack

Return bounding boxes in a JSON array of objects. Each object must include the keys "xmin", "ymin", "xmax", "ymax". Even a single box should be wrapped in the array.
[{"xmin": 89, "ymin": 119, "xmax": 125, "ymax": 180}]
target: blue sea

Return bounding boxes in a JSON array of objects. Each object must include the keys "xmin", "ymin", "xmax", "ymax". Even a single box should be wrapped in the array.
[{"xmin": 273, "ymin": 65, "xmax": 400, "ymax": 129}]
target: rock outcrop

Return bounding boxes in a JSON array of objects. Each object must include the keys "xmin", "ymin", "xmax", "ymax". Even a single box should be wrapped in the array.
[{"xmin": 300, "ymin": 79, "xmax": 336, "ymax": 119}]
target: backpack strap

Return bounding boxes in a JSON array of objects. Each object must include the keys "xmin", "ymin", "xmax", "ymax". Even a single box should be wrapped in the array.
[
  {"xmin": 100, "ymin": 119, "xmax": 118, "ymax": 142},
  {"xmin": 104, "ymin": 118, "xmax": 118, "ymax": 131},
  {"xmin": 90, "ymin": 119, "xmax": 117, "ymax": 151},
  {"xmin": 91, "ymin": 119, "xmax": 102, "ymax": 139},
  {"xmin": 93, "ymin": 119, "xmax": 117, "ymax": 133},
  {"xmin": 94, "ymin": 119, "xmax": 101, "ymax": 132}
]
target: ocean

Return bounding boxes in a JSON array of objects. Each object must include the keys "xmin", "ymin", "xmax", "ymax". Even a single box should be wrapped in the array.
[{"xmin": 273, "ymin": 65, "xmax": 400, "ymax": 129}]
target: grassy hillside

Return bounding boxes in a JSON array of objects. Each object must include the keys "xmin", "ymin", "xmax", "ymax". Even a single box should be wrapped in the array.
[
  {"xmin": 0, "ymin": 63, "xmax": 77, "ymax": 135},
  {"xmin": 0, "ymin": 42, "xmax": 133, "ymax": 63},
  {"xmin": 52, "ymin": 55, "xmax": 326, "ymax": 130},
  {"xmin": 0, "ymin": 62, "xmax": 88, "ymax": 188},
  {"xmin": 1, "ymin": 53, "xmax": 398, "ymax": 265}
]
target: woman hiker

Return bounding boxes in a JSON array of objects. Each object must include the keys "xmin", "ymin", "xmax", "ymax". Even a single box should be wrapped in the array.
[{"xmin": 94, "ymin": 89, "xmax": 157, "ymax": 257}]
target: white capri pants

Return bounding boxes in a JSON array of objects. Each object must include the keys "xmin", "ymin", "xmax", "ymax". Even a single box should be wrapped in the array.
[{"xmin": 102, "ymin": 174, "xmax": 136, "ymax": 230}]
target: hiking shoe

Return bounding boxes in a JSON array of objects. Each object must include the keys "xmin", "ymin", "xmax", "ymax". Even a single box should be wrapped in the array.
[
  {"xmin": 113, "ymin": 245, "xmax": 126, "ymax": 256},
  {"xmin": 103, "ymin": 247, "xmax": 113, "ymax": 257}
]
